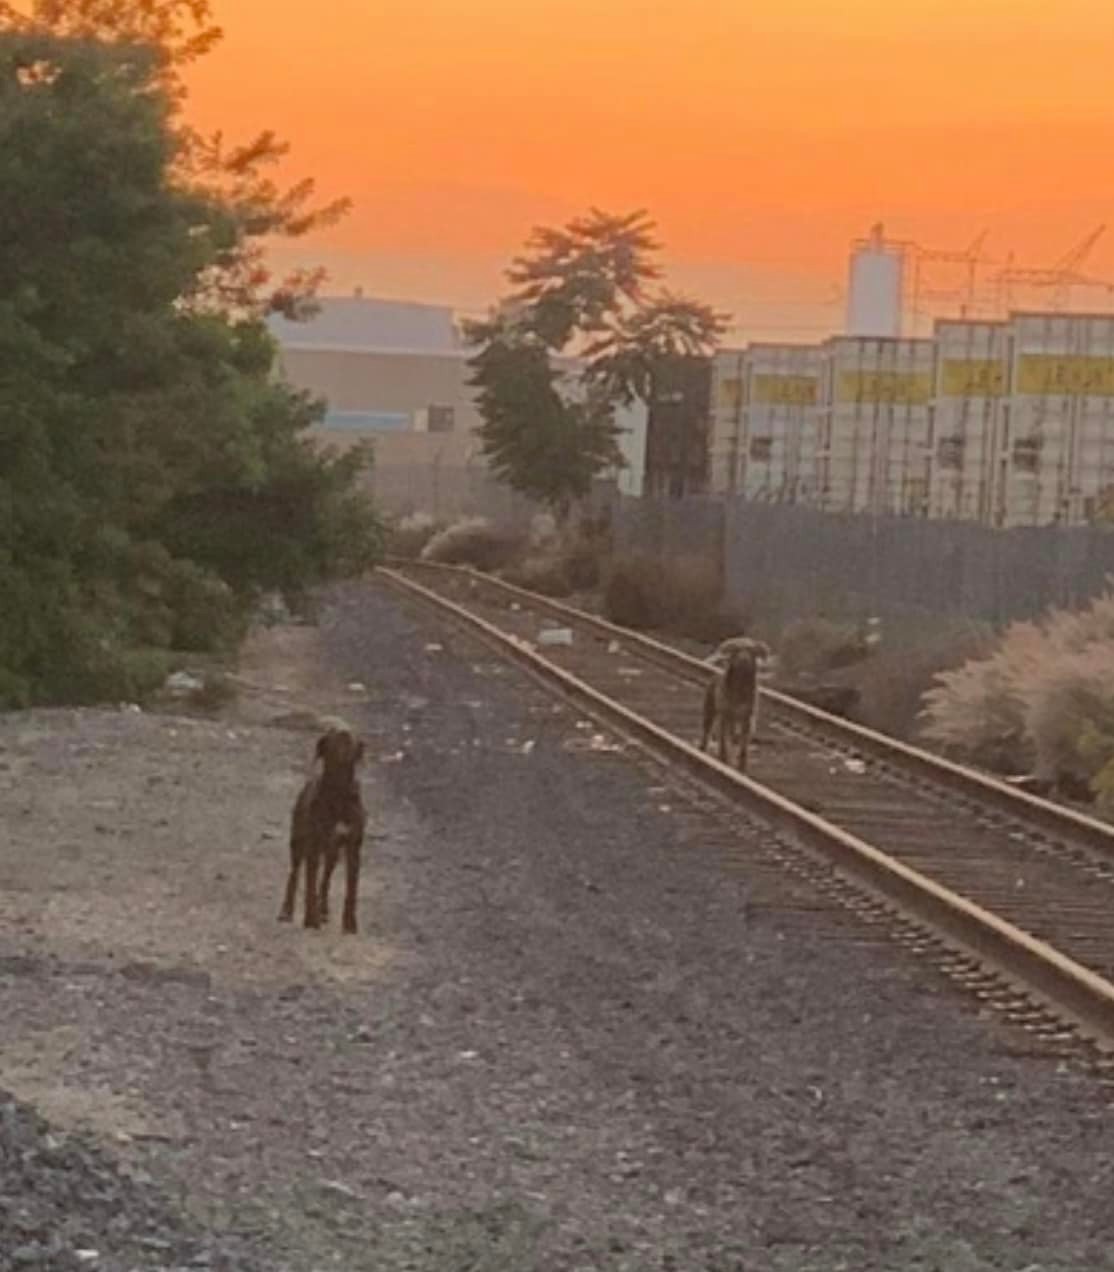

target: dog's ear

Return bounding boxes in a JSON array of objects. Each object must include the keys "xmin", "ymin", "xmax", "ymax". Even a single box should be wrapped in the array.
[
  {"xmin": 707, "ymin": 641, "xmax": 730, "ymax": 667},
  {"xmin": 354, "ymin": 740, "xmax": 365, "ymax": 764},
  {"xmin": 314, "ymin": 733, "xmax": 331, "ymax": 763}
]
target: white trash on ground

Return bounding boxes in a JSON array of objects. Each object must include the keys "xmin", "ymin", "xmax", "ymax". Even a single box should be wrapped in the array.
[
  {"xmin": 538, "ymin": 628, "xmax": 574, "ymax": 647},
  {"xmin": 164, "ymin": 671, "xmax": 204, "ymax": 696}
]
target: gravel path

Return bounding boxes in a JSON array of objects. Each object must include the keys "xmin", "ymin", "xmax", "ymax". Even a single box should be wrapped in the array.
[{"xmin": 2, "ymin": 579, "xmax": 1113, "ymax": 1270}]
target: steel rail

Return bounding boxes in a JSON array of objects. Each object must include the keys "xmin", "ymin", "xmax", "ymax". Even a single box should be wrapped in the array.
[
  {"xmin": 390, "ymin": 557, "xmax": 1114, "ymax": 860},
  {"xmin": 378, "ymin": 565, "xmax": 1114, "ymax": 1051}
]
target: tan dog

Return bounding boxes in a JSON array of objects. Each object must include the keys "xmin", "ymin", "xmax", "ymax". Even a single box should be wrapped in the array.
[
  {"xmin": 701, "ymin": 638, "xmax": 771, "ymax": 772},
  {"xmin": 279, "ymin": 722, "xmax": 366, "ymax": 933}
]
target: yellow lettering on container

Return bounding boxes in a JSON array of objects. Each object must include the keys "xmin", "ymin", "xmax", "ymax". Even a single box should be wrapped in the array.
[
  {"xmin": 718, "ymin": 377, "xmax": 742, "ymax": 408},
  {"xmin": 751, "ymin": 374, "xmax": 817, "ymax": 406},
  {"xmin": 1016, "ymin": 355, "xmax": 1114, "ymax": 396},
  {"xmin": 836, "ymin": 370, "xmax": 932, "ymax": 405},
  {"xmin": 940, "ymin": 359, "xmax": 1006, "ymax": 397}
]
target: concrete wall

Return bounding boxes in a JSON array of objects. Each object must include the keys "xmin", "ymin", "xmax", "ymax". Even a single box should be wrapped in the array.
[{"xmin": 277, "ymin": 348, "xmax": 482, "ymax": 434}]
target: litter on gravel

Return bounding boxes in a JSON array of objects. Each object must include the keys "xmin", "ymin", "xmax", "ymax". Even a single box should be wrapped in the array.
[
  {"xmin": 164, "ymin": 671, "xmax": 204, "ymax": 695},
  {"xmin": 537, "ymin": 627, "xmax": 574, "ymax": 647}
]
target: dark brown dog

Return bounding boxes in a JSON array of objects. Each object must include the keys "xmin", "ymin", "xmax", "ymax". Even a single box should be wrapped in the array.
[{"xmin": 278, "ymin": 723, "xmax": 366, "ymax": 933}]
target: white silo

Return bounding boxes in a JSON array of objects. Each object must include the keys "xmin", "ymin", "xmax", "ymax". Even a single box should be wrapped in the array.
[{"xmin": 846, "ymin": 224, "xmax": 904, "ymax": 339}]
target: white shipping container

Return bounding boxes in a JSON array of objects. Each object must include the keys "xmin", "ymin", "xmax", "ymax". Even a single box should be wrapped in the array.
[
  {"xmin": 928, "ymin": 320, "xmax": 1010, "ymax": 523},
  {"xmin": 819, "ymin": 337, "xmax": 934, "ymax": 516},
  {"xmin": 739, "ymin": 343, "xmax": 823, "ymax": 503},
  {"xmin": 1003, "ymin": 313, "xmax": 1114, "ymax": 526},
  {"xmin": 709, "ymin": 348, "xmax": 746, "ymax": 494}
]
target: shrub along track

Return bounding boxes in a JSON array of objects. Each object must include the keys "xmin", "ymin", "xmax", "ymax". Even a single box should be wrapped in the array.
[{"xmin": 381, "ymin": 560, "xmax": 1114, "ymax": 1075}]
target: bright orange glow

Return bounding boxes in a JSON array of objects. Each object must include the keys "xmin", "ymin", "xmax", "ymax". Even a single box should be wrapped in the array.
[{"xmin": 180, "ymin": 0, "xmax": 1114, "ymax": 337}]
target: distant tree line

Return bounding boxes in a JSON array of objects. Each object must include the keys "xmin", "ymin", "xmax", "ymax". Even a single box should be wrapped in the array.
[{"xmin": 0, "ymin": 1, "xmax": 381, "ymax": 707}]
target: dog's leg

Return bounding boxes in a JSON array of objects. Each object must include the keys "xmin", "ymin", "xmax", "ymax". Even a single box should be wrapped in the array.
[
  {"xmin": 318, "ymin": 840, "xmax": 339, "ymax": 925},
  {"xmin": 701, "ymin": 683, "xmax": 715, "ymax": 752},
  {"xmin": 279, "ymin": 838, "xmax": 302, "ymax": 922},
  {"xmin": 341, "ymin": 834, "xmax": 362, "ymax": 935},
  {"xmin": 303, "ymin": 845, "xmax": 321, "ymax": 929}
]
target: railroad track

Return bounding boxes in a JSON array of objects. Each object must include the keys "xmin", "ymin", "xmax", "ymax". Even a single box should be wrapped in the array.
[{"xmin": 378, "ymin": 559, "xmax": 1114, "ymax": 1067}]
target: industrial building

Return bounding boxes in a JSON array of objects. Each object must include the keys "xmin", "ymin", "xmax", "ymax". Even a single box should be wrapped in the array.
[
  {"xmin": 268, "ymin": 293, "xmax": 652, "ymax": 512},
  {"xmin": 708, "ymin": 312, "xmax": 1114, "ymax": 528},
  {"xmin": 267, "ymin": 295, "xmax": 479, "ymax": 449}
]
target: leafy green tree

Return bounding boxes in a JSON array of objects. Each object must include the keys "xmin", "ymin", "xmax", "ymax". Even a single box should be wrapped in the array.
[
  {"xmin": 0, "ymin": 0, "xmax": 351, "ymax": 318},
  {"xmin": 505, "ymin": 208, "xmax": 662, "ymax": 348},
  {"xmin": 583, "ymin": 291, "xmax": 728, "ymax": 406},
  {"xmin": 0, "ymin": 29, "xmax": 379, "ymax": 706},
  {"xmin": 466, "ymin": 209, "xmax": 727, "ymax": 517},
  {"xmin": 465, "ymin": 312, "xmax": 618, "ymax": 518},
  {"xmin": 0, "ymin": 0, "xmax": 223, "ymax": 66}
]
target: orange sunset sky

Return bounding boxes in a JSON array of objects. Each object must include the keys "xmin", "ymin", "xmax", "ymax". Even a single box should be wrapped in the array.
[{"xmin": 183, "ymin": 0, "xmax": 1114, "ymax": 340}]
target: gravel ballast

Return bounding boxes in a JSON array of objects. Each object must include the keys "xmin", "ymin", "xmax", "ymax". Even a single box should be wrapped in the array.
[{"xmin": 1, "ymin": 579, "xmax": 1113, "ymax": 1270}]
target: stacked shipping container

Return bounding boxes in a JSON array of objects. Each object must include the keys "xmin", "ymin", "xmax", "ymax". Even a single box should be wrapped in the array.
[
  {"xmin": 740, "ymin": 344, "xmax": 823, "ymax": 503},
  {"xmin": 1004, "ymin": 314, "xmax": 1114, "ymax": 526},
  {"xmin": 819, "ymin": 337, "xmax": 934, "ymax": 515},
  {"xmin": 708, "ymin": 345, "xmax": 823, "ymax": 501},
  {"xmin": 709, "ymin": 348, "xmax": 745, "ymax": 495},
  {"xmin": 927, "ymin": 320, "xmax": 1009, "ymax": 523},
  {"xmin": 706, "ymin": 313, "xmax": 1114, "ymax": 527}
]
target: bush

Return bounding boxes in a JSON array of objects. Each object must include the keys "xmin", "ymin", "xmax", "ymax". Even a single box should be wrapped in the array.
[
  {"xmin": 921, "ymin": 589, "xmax": 1114, "ymax": 802},
  {"xmin": 165, "ymin": 559, "xmax": 249, "ymax": 653},
  {"xmin": 386, "ymin": 511, "xmax": 441, "ymax": 560},
  {"xmin": 0, "ymin": 36, "xmax": 386, "ymax": 710},
  {"xmin": 500, "ymin": 521, "xmax": 604, "ymax": 598},
  {"xmin": 853, "ymin": 618, "xmax": 995, "ymax": 740},
  {"xmin": 526, "ymin": 512, "xmax": 560, "ymax": 553},
  {"xmin": 52, "ymin": 641, "xmax": 177, "ymax": 708},
  {"xmin": 778, "ymin": 617, "xmax": 869, "ymax": 680},
  {"xmin": 421, "ymin": 517, "xmax": 523, "ymax": 571},
  {"xmin": 500, "ymin": 555, "xmax": 574, "ymax": 598},
  {"xmin": 602, "ymin": 554, "xmax": 660, "ymax": 629},
  {"xmin": 185, "ymin": 671, "xmax": 239, "ymax": 714},
  {"xmin": 561, "ymin": 536, "xmax": 603, "ymax": 592},
  {"xmin": 602, "ymin": 553, "xmax": 745, "ymax": 644}
]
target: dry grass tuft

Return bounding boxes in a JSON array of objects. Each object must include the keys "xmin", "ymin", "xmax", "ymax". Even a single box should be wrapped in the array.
[
  {"xmin": 602, "ymin": 553, "xmax": 746, "ymax": 645},
  {"xmin": 385, "ymin": 511, "xmax": 442, "ymax": 560},
  {"xmin": 921, "ymin": 587, "xmax": 1114, "ymax": 809},
  {"xmin": 420, "ymin": 516, "xmax": 524, "ymax": 571}
]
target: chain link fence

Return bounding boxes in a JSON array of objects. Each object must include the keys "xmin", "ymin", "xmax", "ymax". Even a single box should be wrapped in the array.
[{"xmin": 611, "ymin": 495, "xmax": 1114, "ymax": 628}]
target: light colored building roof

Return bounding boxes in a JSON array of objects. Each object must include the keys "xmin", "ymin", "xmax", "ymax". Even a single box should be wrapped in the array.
[{"xmin": 268, "ymin": 294, "xmax": 463, "ymax": 356}]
